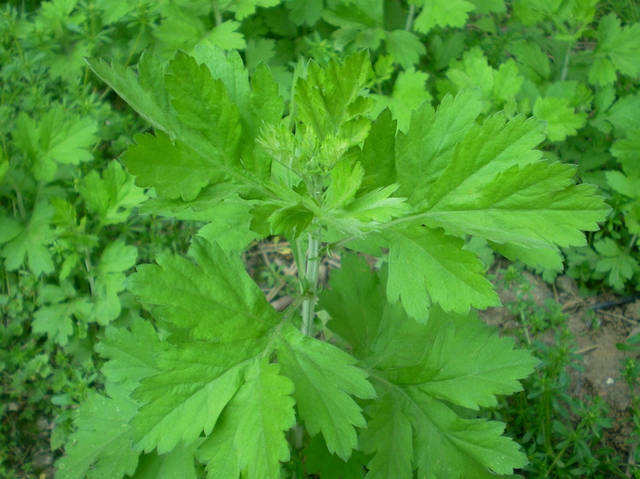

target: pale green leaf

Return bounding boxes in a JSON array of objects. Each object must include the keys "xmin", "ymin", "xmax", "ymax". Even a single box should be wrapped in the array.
[
  {"xmin": 372, "ymin": 68, "xmax": 431, "ymax": 133},
  {"xmin": 123, "ymin": 132, "xmax": 214, "ymax": 201},
  {"xmin": 277, "ymin": 325, "xmax": 376, "ymax": 460},
  {"xmin": 386, "ymin": 226, "xmax": 499, "ymax": 320},
  {"xmin": 79, "ymin": 161, "xmax": 146, "ymax": 225},
  {"xmin": 86, "ymin": 54, "xmax": 176, "ymax": 134},
  {"xmin": 202, "ymin": 21, "xmax": 247, "ymax": 50},
  {"xmin": 410, "ymin": 0, "xmax": 475, "ymax": 33},
  {"xmin": 594, "ymin": 14, "xmax": 640, "ymax": 79},
  {"xmin": 199, "ymin": 360, "xmax": 295, "ymax": 479},
  {"xmin": 129, "ymin": 237, "xmax": 279, "ymax": 341},
  {"xmin": 295, "ymin": 51, "xmax": 372, "ymax": 138},
  {"xmin": 55, "ymin": 385, "xmax": 139, "ymax": 479},
  {"xmin": 396, "ymin": 90, "xmax": 484, "ymax": 202},
  {"xmin": 423, "ymin": 160, "xmax": 609, "ymax": 249},
  {"xmin": 533, "ymin": 96, "xmax": 586, "ymax": 141},
  {"xmin": 384, "ymin": 30, "xmax": 425, "ymax": 69}
]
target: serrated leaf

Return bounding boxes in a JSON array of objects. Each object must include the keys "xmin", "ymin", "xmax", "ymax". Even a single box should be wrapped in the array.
[
  {"xmin": 594, "ymin": 238, "xmax": 639, "ymax": 290},
  {"xmin": 277, "ymin": 325, "xmax": 376, "ymax": 460},
  {"xmin": 132, "ymin": 443, "xmax": 199, "ymax": 479},
  {"xmin": 384, "ymin": 30, "xmax": 425, "ymax": 69},
  {"xmin": 386, "ymin": 226, "xmax": 499, "ymax": 320},
  {"xmin": 410, "ymin": 0, "xmax": 475, "ymax": 33},
  {"xmin": 533, "ymin": 96, "xmax": 586, "ymax": 141},
  {"xmin": 422, "ymin": 159, "xmax": 609, "ymax": 249},
  {"xmin": 13, "ymin": 106, "xmax": 97, "ymax": 181},
  {"xmin": 199, "ymin": 360, "xmax": 295, "ymax": 479},
  {"xmin": 396, "ymin": 90, "xmax": 484, "ymax": 202},
  {"xmin": 130, "ymin": 237, "xmax": 279, "ymax": 341},
  {"xmin": 360, "ymin": 395, "xmax": 413, "ymax": 479},
  {"xmin": 86, "ymin": 54, "xmax": 176, "ymax": 134},
  {"xmin": 1, "ymin": 199, "xmax": 55, "ymax": 275},
  {"xmin": 79, "ymin": 161, "xmax": 146, "ymax": 225},
  {"xmin": 327, "ymin": 262, "xmax": 534, "ymax": 477},
  {"xmin": 55, "ymin": 385, "xmax": 139, "ymax": 479},
  {"xmin": 320, "ymin": 254, "xmax": 386, "ymax": 357},
  {"xmin": 594, "ymin": 14, "xmax": 640, "ymax": 80},
  {"xmin": 165, "ymin": 51, "xmax": 242, "ymax": 164},
  {"xmin": 202, "ymin": 20, "xmax": 246, "ymax": 50},
  {"xmin": 131, "ymin": 341, "xmax": 248, "ymax": 454},
  {"xmin": 226, "ymin": 0, "xmax": 280, "ymax": 19},
  {"xmin": 96, "ymin": 319, "xmax": 164, "ymax": 390},
  {"xmin": 372, "ymin": 68, "xmax": 431, "ymax": 133},
  {"xmin": 123, "ymin": 131, "xmax": 215, "ymax": 201},
  {"xmin": 360, "ymin": 109, "xmax": 396, "ymax": 191},
  {"xmin": 295, "ymin": 51, "xmax": 372, "ymax": 139}
]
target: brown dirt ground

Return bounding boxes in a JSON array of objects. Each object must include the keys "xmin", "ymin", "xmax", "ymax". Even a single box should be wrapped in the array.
[{"xmin": 480, "ymin": 267, "xmax": 640, "ymax": 467}]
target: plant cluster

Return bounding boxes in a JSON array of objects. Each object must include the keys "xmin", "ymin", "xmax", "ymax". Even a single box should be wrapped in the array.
[{"xmin": 1, "ymin": 0, "xmax": 638, "ymax": 477}]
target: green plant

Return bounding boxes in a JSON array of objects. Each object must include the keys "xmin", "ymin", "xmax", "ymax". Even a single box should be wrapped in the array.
[
  {"xmin": 53, "ymin": 45, "xmax": 610, "ymax": 478},
  {"xmin": 491, "ymin": 273, "xmax": 625, "ymax": 478}
]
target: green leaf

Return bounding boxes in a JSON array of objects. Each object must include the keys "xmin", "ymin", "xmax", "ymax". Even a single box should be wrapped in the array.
[
  {"xmin": 90, "ymin": 240, "xmax": 137, "ymax": 325},
  {"xmin": 202, "ymin": 20, "xmax": 247, "ymax": 50},
  {"xmin": 1, "ymin": 199, "xmax": 56, "ymax": 275},
  {"xmin": 384, "ymin": 30, "xmax": 426, "ymax": 69},
  {"xmin": 600, "ymin": 94, "xmax": 640, "ymax": 135},
  {"xmin": 360, "ymin": 396, "xmax": 413, "ymax": 479},
  {"xmin": 372, "ymin": 68, "xmax": 431, "ymax": 133},
  {"xmin": 594, "ymin": 238, "xmax": 639, "ymax": 290},
  {"xmin": 320, "ymin": 254, "xmax": 386, "ymax": 357},
  {"xmin": 277, "ymin": 325, "xmax": 376, "ymax": 460},
  {"xmin": 444, "ymin": 48, "xmax": 523, "ymax": 111},
  {"xmin": 386, "ymin": 226, "xmax": 499, "ymax": 320},
  {"xmin": 593, "ymin": 14, "xmax": 640, "ymax": 81},
  {"xmin": 325, "ymin": 262, "xmax": 535, "ymax": 477},
  {"xmin": 423, "ymin": 159, "xmax": 608, "ymax": 249},
  {"xmin": 55, "ymin": 385, "xmax": 139, "ymax": 479},
  {"xmin": 123, "ymin": 131, "xmax": 216, "ymax": 201},
  {"xmin": 130, "ymin": 340, "xmax": 248, "ymax": 454},
  {"xmin": 410, "ymin": 0, "xmax": 475, "ymax": 33},
  {"xmin": 360, "ymin": 109, "xmax": 396, "ymax": 191},
  {"xmin": 295, "ymin": 51, "xmax": 372, "ymax": 139},
  {"xmin": 533, "ymin": 96, "xmax": 586, "ymax": 141},
  {"xmin": 78, "ymin": 161, "xmax": 146, "ymax": 225},
  {"xmin": 130, "ymin": 237, "xmax": 279, "ymax": 341},
  {"xmin": 87, "ymin": 54, "xmax": 176, "ymax": 134},
  {"xmin": 96, "ymin": 319, "xmax": 165, "ymax": 390},
  {"xmin": 32, "ymin": 282, "xmax": 84, "ymax": 346},
  {"xmin": 304, "ymin": 435, "xmax": 368, "ymax": 479},
  {"xmin": 13, "ymin": 107, "xmax": 97, "ymax": 181},
  {"xmin": 225, "ymin": 0, "xmax": 281, "ymax": 19},
  {"xmin": 325, "ymin": 160, "xmax": 365, "ymax": 210},
  {"xmin": 199, "ymin": 360, "xmax": 295, "ymax": 479},
  {"xmin": 395, "ymin": 90, "xmax": 484, "ymax": 202},
  {"xmin": 197, "ymin": 199, "xmax": 258, "ymax": 252},
  {"xmin": 132, "ymin": 443, "xmax": 199, "ymax": 479},
  {"xmin": 165, "ymin": 51, "xmax": 242, "ymax": 165}
]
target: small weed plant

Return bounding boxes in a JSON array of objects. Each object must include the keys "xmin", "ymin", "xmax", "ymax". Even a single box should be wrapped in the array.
[{"xmin": 55, "ymin": 49, "xmax": 609, "ymax": 478}]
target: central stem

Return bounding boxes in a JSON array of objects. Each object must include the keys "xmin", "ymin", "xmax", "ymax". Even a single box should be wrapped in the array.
[{"xmin": 301, "ymin": 228, "xmax": 321, "ymax": 336}]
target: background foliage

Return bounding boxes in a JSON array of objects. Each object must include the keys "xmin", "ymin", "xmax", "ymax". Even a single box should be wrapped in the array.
[{"xmin": 1, "ymin": 0, "xmax": 638, "ymax": 477}]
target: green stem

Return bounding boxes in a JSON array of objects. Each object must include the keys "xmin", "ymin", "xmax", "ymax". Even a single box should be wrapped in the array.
[
  {"xmin": 301, "ymin": 228, "xmax": 321, "ymax": 336},
  {"xmin": 405, "ymin": 4, "xmax": 416, "ymax": 31},
  {"xmin": 545, "ymin": 441, "xmax": 570, "ymax": 477},
  {"xmin": 213, "ymin": 1, "xmax": 222, "ymax": 26},
  {"xmin": 560, "ymin": 42, "xmax": 572, "ymax": 82},
  {"xmin": 628, "ymin": 234, "xmax": 638, "ymax": 252}
]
